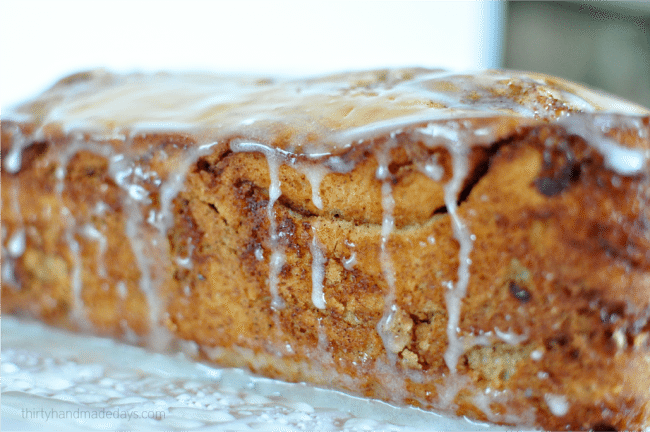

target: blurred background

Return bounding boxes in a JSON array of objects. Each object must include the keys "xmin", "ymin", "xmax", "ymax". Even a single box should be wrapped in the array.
[
  {"xmin": 504, "ymin": 2, "xmax": 650, "ymax": 108},
  {"xmin": 1, "ymin": 1, "xmax": 649, "ymax": 109}
]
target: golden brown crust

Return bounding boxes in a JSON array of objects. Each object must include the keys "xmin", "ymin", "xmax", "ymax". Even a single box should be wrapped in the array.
[{"xmin": 2, "ymin": 69, "xmax": 650, "ymax": 429}]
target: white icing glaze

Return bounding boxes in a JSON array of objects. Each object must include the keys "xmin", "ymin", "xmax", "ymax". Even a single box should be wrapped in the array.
[
  {"xmin": 342, "ymin": 252, "xmax": 357, "ymax": 271},
  {"xmin": 4, "ymin": 125, "xmax": 30, "ymax": 174},
  {"xmin": 254, "ymin": 246, "xmax": 264, "ymax": 261},
  {"xmin": 2, "ymin": 187, "xmax": 23, "ymax": 287},
  {"xmin": 530, "ymin": 350, "xmax": 544, "ymax": 361},
  {"xmin": 175, "ymin": 256, "xmax": 193, "ymax": 269},
  {"xmin": 0, "ymin": 223, "xmax": 18, "ymax": 287},
  {"xmin": 80, "ymin": 224, "xmax": 108, "ymax": 278},
  {"xmin": 101, "ymin": 141, "xmax": 168, "ymax": 347},
  {"xmin": 494, "ymin": 327, "xmax": 528, "ymax": 345},
  {"xmin": 142, "ymin": 141, "xmax": 220, "ymax": 348},
  {"xmin": 324, "ymin": 155, "xmax": 357, "ymax": 173},
  {"xmin": 38, "ymin": 130, "xmax": 200, "ymax": 346},
  {"xmin": 1, "ymin": 253, "xmax": 17, "ymax": 286},
  {"xmin": 65, "ymin": 220, "xmax": 87, "ymax": 328},
  {"xmin": 560, "ymin": 115, "xmax": 648, "ymax": 176},
  {"xmin": 297, "ymin": 163, "xmax": 330, "ymax": 210},
  {"xmin": 230, "ymin": 140, "xmax": 287, "ymax": 310},
  {"xmin": 419, "ymin": 123, "xmax": 474, "ymax": 374},
  {"xmin": 374, "ymin": 141, "xmax": 402, "ymax": 362},
  {"xmin": 117, "ymin": 281, "xmax": 128, "ymax": 299},
  {"xmin": 50, "ymin": 140, "xmax": 97, "ymax": 330},
  {"xmin": 155, "ymin": 141, "xmax": 220, "ymax": 233},
  {"xmin": 8, "ymin": 68, "xmax": 648, "ymax": 162},
  {"xmin": 544, "ymin": 393, "xmax": 570, "ymax": 417},
  {"xmin": 310, "ymin": 226, "xmax": 327, "ymax": 310},
  {"xmin": 342, "ymin": 240, "xmax": 357, "ymax": 270},
  {"xmin": 4, "ymin": 148, "xmax": 22, "ymax": 173},
  {"xmin": 422, "ymin": 154, "xmax": 445, "ymax": 181},
  {"xmin": 7, "ymin": 229, "xmax": 26, "ymax": 258},
  {"xmin": 174, "ymin": 256, "xmax": 192, "ymax": 271},
  {"xmin": 316, "ymin": 318, "xmax": 333, "ymax": 365}
]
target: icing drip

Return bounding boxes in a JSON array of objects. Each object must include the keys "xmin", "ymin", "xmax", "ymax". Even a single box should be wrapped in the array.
[
  {"xmin": 119, "ymin": 139, "xmax": 218, "ymax": 349},
  {"xmin": 297, "ymin": 163, "xmax": 329, "ymax": 210},
  {"xmin": 324, "ymin": 155, "xmax": 357, "ymax": 174},
  {"xmin": 376, "ymin": 180, "xmax": 399, "ymax": 357},
  {"xmin": 230, "ymin": 140, "xmax": 287, "ymax": 310},
  {"xmin": 175, "ymin": 236, "xmax": 195, "ymax": 270},
  {"xmin": 310, "ymin": 226, "xmax": 327, "ymax": 310},
  {"xmin": 544, "ymin": 394, "xmax": 570, "ymax": 417},
  {"xmin": 80, "ymin": 224, "xmax": 108, "ymax": 279},
  {"xmin": 65, "ymin": 215, "xmax": 87, "ymax": 327},
  {"xmin": 442, "ymin": 145, "xmax": 473, "ymax": 373},
  {"xmin": 342, "ymin": 252, "xmax": 357, "ymax": 271},
  {"xmin": 10, "ymin": 186, "xmax": 25, "ymax": 258},
  {"xmin": 418, "ymin": 124, "xmax": 474, "ymax": 373},
  {"xmin": 35, "ymin": 132, "xmax": 194, "ymax": 348},
  {"xmin": 7, "ymin": 229, "xmax": 26, "ymax": 258},
  {"xmin": 2, "ymin": 185, "xmax": 25, "ymax": 287},
  {"xmin": 374, "ymin": 141, "xmax": 402, "ymax": 362},
  {"xmin": 1, "ymin": 228, "xmax": 9, "ymax": 277},
  {"xmin": 560, "ymin": 115, "xmax": 648, "ymax": 176},
  {"xmin": 1, "ymin": 250, "xmax": 18, "ymax": 286},
  {"xmin": 462, "ymin": 328, "xmax": 529, "ymax": 350},
  {"xmin": 54, "ymin": 138, "xmax": 100, "ymax": 329},
  {"xmin": 117, "ymin": 281, "xmax": 128, "ymax": 299},
  {"xmin": 422, "ymin": 154, "xmax": 445, "ymax": 182},
  {"xmin": 4, "ymin": 125, "xmax": 30, "ymax": 174},
  {"xmin": 105, "ymin": 148, "xmax": 165, "ymax": 344},
  {"xmin": 154, "ymin": 141, "xmax": 219, "ymax": 233},
  {"xmin": 121, "ymin": 183, "xmax": 156, "ymax": 328},
  {"xmin": 266, "ymin": 158, "xmax": 286, "ymax": 310},
  {"xmin": 494, "ymin": 327, "xmax": 528, "ymax": 345},
  {"xmin": 315, "ymin": 317, "xmax": 334, "ymax": 365},
  {"xmin": 470, "ymin": 387, "xmax": 535, "ymax": 426},
  {"xmin": 342, "ymin": 240, "xmax": 357, "ymax": 271},
  {"xmin": 21, "ymin": 129, "xmax": 207, "ymax": 347},
  {"xmin": 254, "ymin": 246, "xmax": 264, "ymax": 261}
]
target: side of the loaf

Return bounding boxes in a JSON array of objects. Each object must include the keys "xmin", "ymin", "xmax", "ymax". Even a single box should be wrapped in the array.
[{"xmin": 2, "ymin": 119, "xmax": 649, "ymax": 430}]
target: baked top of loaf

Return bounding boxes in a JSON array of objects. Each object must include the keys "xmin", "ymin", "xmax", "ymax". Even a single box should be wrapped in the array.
[{"xmin": 3, "ymin": 68, "xmax": 650, "ymax": 430}]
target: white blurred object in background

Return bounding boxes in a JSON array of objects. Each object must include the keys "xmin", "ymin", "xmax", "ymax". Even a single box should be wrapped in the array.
[{"xmin": 0, "ymin": 0, "xmax": 505, "ymax": 108}]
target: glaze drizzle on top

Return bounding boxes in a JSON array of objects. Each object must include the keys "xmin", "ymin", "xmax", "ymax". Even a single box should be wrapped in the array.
[{"xmin": 6, "ymin": 68, "xmax": 649, "ymax": 155}]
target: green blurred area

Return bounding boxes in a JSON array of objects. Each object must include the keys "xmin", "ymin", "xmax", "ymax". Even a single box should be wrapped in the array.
[{"xmin": 504, "ymin": 1, "xmax": 650, "ymax": 109}]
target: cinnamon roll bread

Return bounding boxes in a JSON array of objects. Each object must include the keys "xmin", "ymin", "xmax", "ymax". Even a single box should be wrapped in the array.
[{"xmin": 2, "ymin": 68, "xmax": 649, "ymax": 430}]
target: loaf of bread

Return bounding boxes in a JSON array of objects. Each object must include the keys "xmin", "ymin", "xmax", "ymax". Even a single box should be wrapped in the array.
[{"xmin": 2, "ymin": 68, "xmax": 649, "ymax": 430}]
